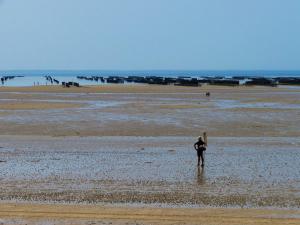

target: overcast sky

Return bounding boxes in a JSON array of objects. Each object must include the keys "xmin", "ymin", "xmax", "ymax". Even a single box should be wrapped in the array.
[{"xmin": 0, "ymin": 0, "xmax": 299, "ymax": 70}]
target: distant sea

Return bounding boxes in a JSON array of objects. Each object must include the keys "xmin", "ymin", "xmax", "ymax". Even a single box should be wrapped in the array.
[{"xmin": 1, "ymin": 70, "xmax": 300, "ymax": 87}]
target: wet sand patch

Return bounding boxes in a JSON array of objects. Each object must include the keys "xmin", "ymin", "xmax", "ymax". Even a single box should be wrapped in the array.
[
  {"xmin": 0, "ymin": 136, "xmax": 299, "ymax": 208},
  {"xmin": 0, "ymin": 101, "xmax": 84, "ymax": 110},
  {"xmin": 157, "ymin": 103, "xmax": 205, "ymax": 109}
]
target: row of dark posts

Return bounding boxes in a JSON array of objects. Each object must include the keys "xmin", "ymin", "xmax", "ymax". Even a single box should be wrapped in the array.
[
  {"xmin": 45, "ymin": 76, "xmax": 80, "ymax": 88},
  {"xmin": 76, "ymin": 75, "xmax": 300, "ymax": 86},
  {"xmin": 45, "ymin": 76, "xmax": 59, "ymax": 85},
  {"xmin": 62, "ymin": 81, "xmax": 80, "ymax": 88},
  {"xmin": 1, "ymin": 76, "xmax": 22, "ymax": 85},
  {"xmin": 1, "ymin": 75, "xmax": 300, "ymax": 87}
]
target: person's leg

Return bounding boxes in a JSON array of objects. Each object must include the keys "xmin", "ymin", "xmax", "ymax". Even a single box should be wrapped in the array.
[
  {"xmin": 200, "ymin": 152, "xmax": 204, "ymax": 167},
  {"xmin": 197, "ymin": 152, "xmax": 200, "ymax": 166}
]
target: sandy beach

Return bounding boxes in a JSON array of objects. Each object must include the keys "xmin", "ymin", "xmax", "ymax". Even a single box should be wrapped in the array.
[
  {"xmin": 1, "ymin": 203, "xmax": 300, "ymax": 225},
  {"xmin": 0, "ymin": 84, "xmax": 300, "ymax": 224}
]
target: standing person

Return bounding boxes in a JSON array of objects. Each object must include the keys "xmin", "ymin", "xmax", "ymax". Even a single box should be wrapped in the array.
[{"xmin": 194, "ymin": 136, "xmax": 206, "ymax": 167}]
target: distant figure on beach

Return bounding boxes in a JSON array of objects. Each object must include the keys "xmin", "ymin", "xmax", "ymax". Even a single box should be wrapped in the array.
[
  {"xmin": 194, "ymin": 136, "xmax": 206, "ymax": 167},
  {"xmin": 206, "ymin": 92, "xmax": 210, "ymax": 97}
]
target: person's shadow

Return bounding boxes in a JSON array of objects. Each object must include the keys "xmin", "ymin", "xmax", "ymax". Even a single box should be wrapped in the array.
[{"xmin": 196, "ymin": 166, "xmax": 206, "ymax": 186}]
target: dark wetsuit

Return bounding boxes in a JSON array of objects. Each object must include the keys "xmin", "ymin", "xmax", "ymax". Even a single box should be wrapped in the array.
[{"xmin": 194, "ymin": 139, "xmax": 206, "ymax": 166}]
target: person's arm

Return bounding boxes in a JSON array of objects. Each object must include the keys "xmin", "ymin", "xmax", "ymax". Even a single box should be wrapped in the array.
[{"xmin": 194, "ymin": 143, "xmax": 198, "ymax": 151}]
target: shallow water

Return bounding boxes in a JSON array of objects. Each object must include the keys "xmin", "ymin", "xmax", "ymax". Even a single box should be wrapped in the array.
[
  {"xmin": 0, "ymin": 136, "xmax": 299, "ymax": 196},
  {"xmin": 1, "ymin": 76, "xmax": 107, "ymax": 87},
  {"xmin": 214, "ymin": 99, "xmax": 300, "ymax": 109}
]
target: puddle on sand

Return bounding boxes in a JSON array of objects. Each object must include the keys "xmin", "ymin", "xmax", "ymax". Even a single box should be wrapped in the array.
[{"xmin": 214, "ymin": 99, "xmax": 300, "ymax": 109}]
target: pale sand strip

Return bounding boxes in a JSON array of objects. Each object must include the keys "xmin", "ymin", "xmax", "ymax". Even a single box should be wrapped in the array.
[{"xmin": 0, "ymin": 203, "xmax": 300, "ymax": 224}]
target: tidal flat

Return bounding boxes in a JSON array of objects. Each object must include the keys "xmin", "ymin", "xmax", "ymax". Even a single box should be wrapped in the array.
[{"xmin": 0, "ymin": 84, "xmax": 300, "ymax": 224}]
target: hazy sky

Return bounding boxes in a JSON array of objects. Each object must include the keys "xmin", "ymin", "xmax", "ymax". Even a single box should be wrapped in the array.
[{"xmin": 0, "ymin": 0, "xmax": 299, "ymax": 70}]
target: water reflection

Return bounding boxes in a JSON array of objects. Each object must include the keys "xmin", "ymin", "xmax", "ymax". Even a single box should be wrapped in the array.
[{"xmin": 196, "ymin": 166, "xmax": 206, "ymax": 185}]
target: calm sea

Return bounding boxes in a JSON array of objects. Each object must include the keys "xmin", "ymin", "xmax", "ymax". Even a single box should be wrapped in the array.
[{"xmin": 1, "ymin": 70, "xmax": 300, "ymax": 87}]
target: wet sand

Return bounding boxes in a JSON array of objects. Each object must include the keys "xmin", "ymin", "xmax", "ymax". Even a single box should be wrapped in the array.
[
  {"xmin": 0, "ymin": 85, "xmax": 299, "ymax": 137},
  {"xmin": 0, "ymin": 135, "xmax": 299, "ymax": 208},
  {"xmin": 0, "ymin": 84, "xmax": 300, "ymax": 223}
]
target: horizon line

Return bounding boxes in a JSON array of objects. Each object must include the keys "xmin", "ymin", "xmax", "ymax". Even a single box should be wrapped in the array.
[{"xmin": 1, "ymin": 69, "xmax": 300, "ymax": 72}]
